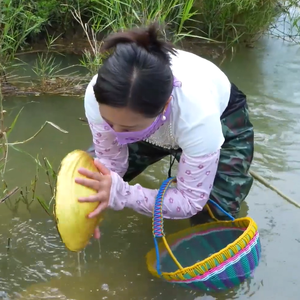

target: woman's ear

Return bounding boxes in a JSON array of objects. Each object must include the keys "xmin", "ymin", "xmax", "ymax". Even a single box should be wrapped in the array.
[{"xmin": 164, "ymin": 96, "xmax": 172, "ymax": 110}]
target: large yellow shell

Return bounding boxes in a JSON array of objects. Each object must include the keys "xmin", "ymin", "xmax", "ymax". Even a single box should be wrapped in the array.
[{"xmin": 54, "ymin": 149, "xmax": 103, "ymax": 252}]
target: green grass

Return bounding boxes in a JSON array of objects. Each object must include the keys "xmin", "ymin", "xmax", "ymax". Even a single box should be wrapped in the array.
[{"xmin": 0, "ymin": 0, "xmax": 299, "ymax": 87}]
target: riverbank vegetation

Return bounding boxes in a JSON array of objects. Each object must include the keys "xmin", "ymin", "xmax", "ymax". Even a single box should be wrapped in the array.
[{"xmin": 0, "ymin": 0, "xmax": 299, "ymax": 96}]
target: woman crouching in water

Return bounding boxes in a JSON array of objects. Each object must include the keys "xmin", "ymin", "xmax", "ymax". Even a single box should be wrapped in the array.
[{"xmin": 75, "ymin": 23, "xmax": 254, "ymax": 238}]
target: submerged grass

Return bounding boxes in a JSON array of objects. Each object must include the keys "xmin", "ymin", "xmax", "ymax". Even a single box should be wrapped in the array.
[{"xmin": 0, "ymin": 82, "xmax": 67, "ymax": 215}]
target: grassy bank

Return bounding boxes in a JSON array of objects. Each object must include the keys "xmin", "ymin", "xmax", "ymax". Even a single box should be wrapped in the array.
[{"xmin": 0, "ymin": 0, "xmax": 299, "ymax": 96}]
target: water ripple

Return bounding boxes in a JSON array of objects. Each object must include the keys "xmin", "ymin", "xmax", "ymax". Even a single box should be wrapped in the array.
[{"xmin": 0, "ymin": 217, "xmax": 76, "ymax": 296}]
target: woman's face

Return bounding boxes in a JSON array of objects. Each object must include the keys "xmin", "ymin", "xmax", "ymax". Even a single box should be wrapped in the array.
[
  {"xmin": 99, "ymin": 104, "xmax": 156, "ymax": 132},
  {"xmin": 99, "ymin": 97, "xmax": 172, "ymax": 133}
]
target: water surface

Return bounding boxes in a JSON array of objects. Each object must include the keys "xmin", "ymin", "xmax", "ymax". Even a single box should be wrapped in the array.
[{"xmin": 0, "ymin": 33, "xmax": 300, "ymax": 300}]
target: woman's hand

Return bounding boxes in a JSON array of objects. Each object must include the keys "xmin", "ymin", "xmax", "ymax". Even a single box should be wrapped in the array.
[{"xmin": 75, "ymin": 159, "xmax": 112, "ymax": 239}]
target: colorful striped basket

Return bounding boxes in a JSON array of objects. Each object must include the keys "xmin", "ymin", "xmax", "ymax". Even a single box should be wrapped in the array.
[{"xmin": 146, "ymin": 177, "xmax": 261, "ymax": 292}]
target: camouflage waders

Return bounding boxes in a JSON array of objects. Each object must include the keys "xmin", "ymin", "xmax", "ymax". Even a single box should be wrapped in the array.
[{"xmin": 87, "ymin": 83, "xmax": 254, "ymax": 225}]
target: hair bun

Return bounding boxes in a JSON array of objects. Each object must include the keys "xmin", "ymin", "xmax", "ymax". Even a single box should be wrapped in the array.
[{"xmin": 101, "ymin": 23, "xmax": 177, "ymax": 63}]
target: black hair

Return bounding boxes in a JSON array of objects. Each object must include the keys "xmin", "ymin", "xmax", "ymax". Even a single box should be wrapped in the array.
[{"xmin": 93, "ymin": 23, "xmax": 177, "ymax": 118}]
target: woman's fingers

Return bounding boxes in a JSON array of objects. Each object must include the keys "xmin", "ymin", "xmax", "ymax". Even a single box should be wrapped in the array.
[
  {"xmin": 77, "ymin": 167, "xmax": 102, "ymax": 181},
  {"xmin": 75, "ymin": 177, "xmax": 100, "ymax": 191},
  {"xmin": 88, "ymin": 201, "xmax": 107, "ymax": 219},
  {"xmin": 93, "ymin": 226, "xmax": 101, "ymax": 239},
  {"xmin": 94, "ymin": 159, "xmax": 111, "ymax": 175},
  {"xmin": 78, "ymin": 194, "xmax": 101, "ymax": 203},
  {"xmin": 75, "ymin": 163, "xmax": 110, "ymax": 218}
]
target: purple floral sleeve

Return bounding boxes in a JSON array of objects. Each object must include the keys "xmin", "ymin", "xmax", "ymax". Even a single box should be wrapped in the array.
[
  {"xmin": 108, "ymin": 150, "xmax": 220, "ymax": 219},
  {"xmin": 88, "ymin": 121, "xmax": 129, "ymax": 177}
]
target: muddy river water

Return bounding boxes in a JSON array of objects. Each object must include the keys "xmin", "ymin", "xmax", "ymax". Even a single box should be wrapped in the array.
[{"xmin": 0, "ymin": 27, "xmax": 300, "ymax": 300}]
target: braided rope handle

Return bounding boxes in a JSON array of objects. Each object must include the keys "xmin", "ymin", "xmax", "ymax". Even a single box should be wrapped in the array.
[
  {"xmin": 152, "ymin": 177, "xmax": 177, "ymax": 238},
  {"xmin": 152, "ymin": 176, "xmax": 235, "ymax": 239}
]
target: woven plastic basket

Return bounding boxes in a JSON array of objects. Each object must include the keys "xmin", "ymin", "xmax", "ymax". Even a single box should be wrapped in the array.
[{"xmin": 146, "ymin": 177, "xmax": 261, "ymax": 292}]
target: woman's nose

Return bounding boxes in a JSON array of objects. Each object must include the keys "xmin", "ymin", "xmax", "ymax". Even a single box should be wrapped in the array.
[{"xmin": 113, "ymin": 125, "xmax": 128, "ymax": 133}]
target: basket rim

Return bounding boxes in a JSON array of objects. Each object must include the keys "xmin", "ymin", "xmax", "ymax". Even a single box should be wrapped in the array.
[
  {"xmin": 165, "ymin": 231, "xmax": 260, "ymax": 283},
  {"xmin": 146, "ymin": 216, "xmax": 258, "ymax": 279}
]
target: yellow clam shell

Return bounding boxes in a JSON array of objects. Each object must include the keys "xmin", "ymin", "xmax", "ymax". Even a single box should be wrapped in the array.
[{"xmin": 54, "ymin": 149, "xmax": 103, "ymax": 252}]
